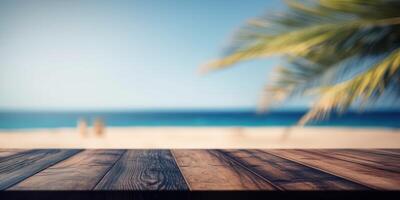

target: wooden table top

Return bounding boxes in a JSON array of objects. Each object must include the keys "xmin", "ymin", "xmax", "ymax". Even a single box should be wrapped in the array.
[{"xmin": 0, "ymin": 149, "xmax": 399, "ymax": 191}]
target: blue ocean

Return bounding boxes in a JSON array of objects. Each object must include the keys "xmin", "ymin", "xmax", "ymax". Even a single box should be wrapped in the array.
[{"xmin": 0, "ymin": 110, "xmax": 399, "ymax": 130}]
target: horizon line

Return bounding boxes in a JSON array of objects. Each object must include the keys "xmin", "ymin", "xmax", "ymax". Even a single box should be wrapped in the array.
[{"xmin": 1, "ymin": 108, "xmax": 400, "ymax": 113}]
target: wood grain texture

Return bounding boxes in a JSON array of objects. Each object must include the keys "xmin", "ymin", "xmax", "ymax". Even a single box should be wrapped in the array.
[
  {"xmin": 0, "ymin": 149, "xmax": 26, "ymax": 159},
  {"xmin": 0, "ymin": 149, "xmax": 80, "ymax": 190},
  {"xmin": 9, "ymin": 150, "xmax": 125, "ymax": 190},
  {"xmin": 94, "ymin": 150, "xmax": 188, "ymax": 190},
  {"xmin": 304, "ymin": 149, "xmax": 400, "ymax": 174},
  {"xmin": 221, "ymin": 149, "xmax": 369, "ymax": 190},
  {"xmin": 266, "ymin": 149, "xmax": 400, "ymax": 190},
  {"xmin": 365, "ymin": 149, "xmax": 400, "ymax": 157},
  {"xmin": 172, "ymin": 149, "xmax": 277, "ymax": 190},
  {"xmin": 1, "ymin": 149, "xmax": 399, "ymax": 191}
]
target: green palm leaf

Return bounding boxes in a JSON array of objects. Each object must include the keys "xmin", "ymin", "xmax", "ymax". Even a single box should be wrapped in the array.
[
  {"xmin": 299, "ymin": 48, "xmax": 400, "ymax": 125},
  {"xmin": 203, "ymin": 0, "xmax": 400, "ymax": 124}
]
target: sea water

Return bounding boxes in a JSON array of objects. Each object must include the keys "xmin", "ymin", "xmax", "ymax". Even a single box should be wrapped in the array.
[{"xmin": 0, "ymin": 110, "xmax": 399, "ymax": 130}]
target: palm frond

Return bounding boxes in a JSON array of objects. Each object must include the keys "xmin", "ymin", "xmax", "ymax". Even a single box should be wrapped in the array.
[
  {"xmin": 203, "ymin": 0, "xmax": 400, "ymax": 125},
  {"xmin": 203, "ymin": 16, "xmax": 400, "ymax": 72},
  {"xmin": 299, "ymin": 48, "xmax": 400, "ymax": 125}
]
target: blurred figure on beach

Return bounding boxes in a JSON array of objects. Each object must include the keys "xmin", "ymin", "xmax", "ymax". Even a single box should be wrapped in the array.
[
  {"xmin": 77, "ymin": 117, "xmax": 105, "ymax": 137},
  {"xmin": 77, "ymin": 118, "xmax": 88, "ymax": 137},
  {"xmin": 93, "ymin": 117, "xmax": 105, "ymax": 137}
]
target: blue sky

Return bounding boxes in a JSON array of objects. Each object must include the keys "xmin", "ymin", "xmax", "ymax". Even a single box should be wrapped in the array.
[
  {"xmin": 0, "ymin": 0, "xmax": 397, "ymax": 111},
  {"xmin": 0, "ymin": 0, "xmax": 289, "ymax": 110}
]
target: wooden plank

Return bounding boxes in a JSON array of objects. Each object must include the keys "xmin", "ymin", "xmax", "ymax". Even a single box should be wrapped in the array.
[
  {"xmin": 94, "ymin": 150, "xmax": 188, "ymax": 190},
  {"xmin": 9, "ymin": 150, "xmax": 125, "ymax": 190},
  {"xmin": 0, "ymin": 149, "xmax": 80, "ymax": 190},
  {"xmin": 382, "ymin": 149, "xmax": 400, "ymax": 154},
  {"xmin": 172, "ymin": 149, "xmax": 277, "ymax": 190},
  {"xmin": 221, "ymin": 149, "xmax": 368, "ymax": 190},
  {"xmin": 366, "ymin": 149, "xmax": 400, "ymax": 157},
  {"xmin": 0, "ymin": 149, "xmax": 26, "ymax": 159},
  {"xmin": 304, "ymin": 149, "xmax": 400, "ymax": 174},
  {"xmin": 267, "ymin": 149, "xmax": 400, "ymax": 190}
]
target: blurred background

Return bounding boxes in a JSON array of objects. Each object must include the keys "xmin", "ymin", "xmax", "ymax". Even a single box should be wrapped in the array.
[{"xmin": 0, "ymin": 0, "xmax": 399, "ymax": 148}]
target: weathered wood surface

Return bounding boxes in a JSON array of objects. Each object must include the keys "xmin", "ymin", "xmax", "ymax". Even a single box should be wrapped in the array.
[
  {"xmin": 173, "ymin": 149, "xmax": 277, "ymax": 190},
  {"xmin": 364, "ymin": 149, "xmax": 400, "ymax": 157},
  {"xmin": 10, "ymin": 150, "xmax": 125, "ymax": 190},
  {"xmin": 94, "ymin": 150, "xmax": 188, "ymax": 190},
  {"xmin": 266, "ymin": 149, "xmax": 400, "ymax": 190},
  {"xmin": 221, "ymin": 149, "xmax": 369, "ymax": 190},
  {"xmin": 0, "ymin": 149, "xmax": 81, "ymax": 190},
  {"xmin": 303, "ymin": 149, "xmax": 400, "ymax": 173},
  {"xmin": 0, "ymin": 149, "xmax": 26, "ymax": 159},
  {"xmin": 0, "ymin": 149, "xmax": 399, "ymax": 191}
]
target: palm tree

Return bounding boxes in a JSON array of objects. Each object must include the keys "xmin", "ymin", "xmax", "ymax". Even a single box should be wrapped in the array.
[{"xmin": 202, "ymin": 0, "xmax": 400, "ymax": 125}]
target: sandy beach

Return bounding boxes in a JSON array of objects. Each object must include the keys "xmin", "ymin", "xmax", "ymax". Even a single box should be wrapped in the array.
[{"xmin": 0, "ymin": 127, "xmax": 399, "ymax": 149}]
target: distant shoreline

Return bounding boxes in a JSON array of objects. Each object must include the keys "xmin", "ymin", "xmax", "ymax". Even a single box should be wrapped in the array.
[{"xmin": 1, "ymin": 126, "xmax": 399, "ymax": 149}]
